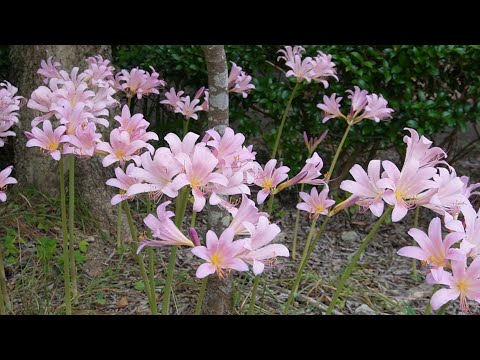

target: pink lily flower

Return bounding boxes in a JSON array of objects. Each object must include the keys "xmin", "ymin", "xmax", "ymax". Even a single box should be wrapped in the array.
[
  {"xmin": 429, "ymin": 256, "xmax": 480, "ymax": 313},
  {"xmin": 126, "ymin": 147, "xmax": 184, "ymax": 199},
  {"xmin": 96, "ymin": 128, "xmax": 145, "ymax": 167},
  {"xmin": 209, "ymin": 167, "xmax": 251, "ymax": 207},
  {"xmin": 191, "ymin": 227, "xmax": 248, "ymax": 279},
  {"xmin": 27, "ymin": 86, "xmax": 57, "ymax": 125},
  {"xmin": 0, "ymin": 165, "xmax": 17, "ymax": 202},
  {"xmin": 200, "ymin": 89, "xmax": 209, "ymax": 112},
  {"xmin": 63, "ymin": 122, "xmax": 101, "ymax": 157},
  {"xmin": 0, "ymin": 81, "xmax": 23, "ymax": 125},
  {"xmin": 359, "ymin": 94, "xmax": 394, "ymax": 122},
  {"xmin": 205, "ymin": 127, "xmax": 246, "ymax": 168},
  {"xmin": 403, "ymin": 128, "xmax": 447, "ymax": 169},
  {"xmin": 277, "ymin": 45, "xmax": 305, "ymax": 63},
  {"xmin": 460, "ymin": 176, "xmax": 480, "ymax": 200},
  {"xmin": 115, "ymin": 105, "xmax": 158, "ymax": 154},
  {"xmin": 254, "ymin": 159, "xmax": 290, "ymax": 204},
  {"xmin": 174, "ymin": 96, "xmax": 204, "ymax": 120},
  {"xmin": 446, "ymin": 204, "xmax": 480, "ymax": 259},
  {"xmin": 317, "ymin": 93, "xmax": 344, "ymax": 123},
  {"xmin": 0, "ymin": 122, "xmax": 16, "ymax": 147},
  {"xmin": 174, "ymin": 145, "xmax": 229, "ymax": 211},
  {"xmin": 37, "ymin": 57, "xmax": 61, "ymax": 84},
  {"xmin": 84, "ymin": 55, "xmax": 115, "ymax": 88},
  {"xmin": 397, "ymin": 217, "xmax": 464, "ymax": 268},
  {"xmin": 340, "ymin": 160, "xmax": 386, "ymax": 217},
  {"xmin": 114, "ymin": 67, "xmax": 166, "ymax": 99},
  {"xmin": 422, "ymin": 168, "xmax": 468, "ymax": 218},
  {"xmin": 240, "ymin": 216, "xmax": 289, "ymax": 275},
  {"xmin": 164, "ymin": 131, "xmax": 200, "ymax": 158},
  {"xmin": 309, "ymin": 51, "xmax": 338, "ymax": 88},
  {"xmin": 377, "ymin": 160, "xmax": 438, "ymax": 222},
  {"xmin": 346, "ymin": 86, "xmax": 368, "ymax": 115},
  {"xmin": 25, "ymin": 120, "xmax": 68, "ymax": 161},
  {"xmin": 297, "ymin": 152, "xmax": 325, "ymax": 186},
  {"xmin": 285, "ymin": 55, "xmax": 313, "ymax": 83},
  {"xmin": 297, "ymin": 187, "xmax": 335, "ymax": 219},
  {"xmin": 53, "ymin": 100, "xmax": 93, "ymax": 135},
  {"xmin": 228, "ymin": 193, "xmax": 269, "ymax": 235},
  {"xmin": 138, "ymin": 201, "xmax": 194, "ymax": 251},
  {"xmin": 55, "ymin": 80, "xmax": 95, "ymax": 109},
  {"xmin": 160, "ymin": 87, "xmax": 185, "ymax": 111},
  {"xmin": 228, "ymin": 62, "xmax": 255, "ymax": 98},
  {"xmin": 105, "ymin": 164, "xmax": 141, "ymax": 205}
]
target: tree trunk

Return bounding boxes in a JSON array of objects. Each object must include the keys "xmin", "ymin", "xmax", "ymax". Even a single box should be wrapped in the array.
[
  {"xmin": 9, "ymin": 45, "xmax": 130, "ymax": 240},
  {"xmin": 201, "ymin": 45, "xmax": 232, "ymax": 315}
]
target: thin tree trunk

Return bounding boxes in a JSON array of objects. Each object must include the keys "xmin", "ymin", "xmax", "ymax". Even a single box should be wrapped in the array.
[
  {"xmin": 201, "ymin": 45, "xmax": 232, "ymax": 315},
  {"xmin": 9, "ymin": 45, "xmax": 130, "ymax": 241}
]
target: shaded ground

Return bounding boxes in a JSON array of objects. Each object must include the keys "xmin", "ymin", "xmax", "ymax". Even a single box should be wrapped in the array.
[{"xmin": 1, "ymin": 142, "xmax": 479, "ymax": 315}]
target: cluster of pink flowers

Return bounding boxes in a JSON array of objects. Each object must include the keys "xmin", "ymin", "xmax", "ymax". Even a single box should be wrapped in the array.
[
  {"xmin": 317, "ymin": 86, "xmax": 394, "ymax": 124},
  {"xmin": 336, "ymin": 126, "xmax": 480, "ymax": 312},
  {"xmin": 25, "ymin": 55, "xmax": 120, "ymax": 160},
  {"xmin": 114, "ymin": 66, "xmax": 166, "ymax": 99},
  {"xmin": 103, "ymin": 124, "xmax": 304, "ymax": 278},
  {"xmin": 277, "ymin": 46, "xmax": 338, "ymax": 87},
  {"xmin": 0, "ymin": 80, "xmax": 22, "ymax": 202},
  {"xmin": 0, "ymin": 81, "xmax": 24, "ymax": 147},
  {"xmin": 227, "ymin": 62, "xmax": 255, "ymax": 98},
  {"xmin": 161, "ymin": 86, "xmax": 208, "ymax": 120},
  {"xmin": 138, "ymin": 195, "xmax": 289, "ymax": 278}
]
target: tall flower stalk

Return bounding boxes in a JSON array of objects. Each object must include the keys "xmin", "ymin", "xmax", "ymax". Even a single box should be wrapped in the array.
[
  {"xmin": 146, "ymin": 197, "xmax": 156, "ymax": 308},
  {"xmin": 271, "ymin": 82, "xmax": 300, "ymax": 159},
  {"xmin": 325, "ymin": 207, "xmax": 393, "ymax": 314},
  {"xmin": 0, "ymin": 244, "xmax": 9, "ymax": 314},
  {"xmin": 248, "ymin": 275, "xmax": 261, "ymax": 315},
  {"xmin": 68, "ymin": 155, "xmax": 78, "ymax": 302},
  {"xmin": 195, "ymin": 277, "xmax": 208, "ymax": 315},
  {"xmin": 123, "ymin": 200, "xmax": 157, "ymax": 314},
  {"xmin": 162, "ymin": 187, "xmax": 189, "ymax": 315},
  {"xmin": 59, "ymin": 156, "xmax": 72, "ymax": 315}
]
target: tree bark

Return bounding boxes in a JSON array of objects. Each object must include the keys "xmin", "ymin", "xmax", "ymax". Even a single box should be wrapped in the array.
[
  {"xmin": 9, "ymin": 45, "xmax": 130, "ymax": 240},
  {"xmin": 201, "ymin": 45, "xmax": 232, "ymax": 315}
]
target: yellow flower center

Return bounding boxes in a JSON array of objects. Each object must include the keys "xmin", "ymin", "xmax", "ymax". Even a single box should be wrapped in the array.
[
  {"xmin": 190, "ymin": 177, "xmax": 200, "ymax": 188},
  {"xmin": 457, "ymin": 280, "xmax": 468, "ymax": 292},
  {"xmin": 315, "ymin": 205, "xmax": 324, "ymax": 214},
  {"xmin": 395, "ymin": 190, "xmax": 406, "ymax": 201},
  {"xmin": 46, "ymin": 142, "xmax": 58, "ymax": 151},
  {"xmin": 427, "ymin": 255, "xmax": 445, "ymax": 267},
  {"xmin": 210, "ymin": 252, "xmax": 226, "ymax": 278},
  {"xmin": 262, "ymin": 179, "xmax": 273, "ymax": 189},
  {"xmin": 116, "ymin": 150, "xmax": 126, "ymax": 159}
]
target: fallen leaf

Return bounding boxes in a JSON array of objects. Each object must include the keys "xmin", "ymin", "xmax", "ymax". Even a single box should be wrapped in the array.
[{"xmin": 117, "ymin": 296, "xmax": 128, "ymax": 308}]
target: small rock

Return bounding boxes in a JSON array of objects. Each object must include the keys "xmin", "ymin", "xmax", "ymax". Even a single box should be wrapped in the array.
[
  {"xmin": 354, "ymin": 304, "xmax": 377, "ymax": 315},
  {"xmin": 341, "ymin": 231, "xmax": 359, "ymax": 242},
  {"xmin": 117, "ymin": 296, "xmax": 129, "ymax": 308}
]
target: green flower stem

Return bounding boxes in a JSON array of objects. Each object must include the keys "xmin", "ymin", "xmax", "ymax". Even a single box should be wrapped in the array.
[
  {"xmin": 68, "ymin": 155, "xmax": 78, "ymax": 303},
  {"xmin": 291, "ymin": 183, "xmax": 306, "ymax": 260},
  {"xmin": 0, "ymin": 245, "xmax": 9, "ymax": 314},
  {"xmin": 326, "ymin": 207, "xmax": 393, "ymax": 315},
  {"xmin": 248, "ymin": 275, "xmax": 261, "ymax": 315},
  {"xmin": 437, "ymin": 302, "xmax": 449, "ymax": 315},
  {"xmin": 267, "ymin": 193, "xmax": 275, "ymax": 215},
  {"xmin": 284, "ymin": 217, "xmax": 322, "ymax": 314},
  {"xmin": 184, "ymin": 118, "xmax": 190, "ymax": 136},
  {"xmin": 325, "ymin": 124, "xmax": 352, "ymax": 181},
  {"xmin": 195, "ymin": 277, "xmax": 208, "ymax": 315},
  {"xmin": 116, "ymin": 201, "xmax": 123, "ymax": 249},
  {"xmin": 146, "ymin": 198, "xmax": 157, "ymax": 310},
  {"xmin": 162, "ymin": 188, "xmax": 189, "ymax": 315},
  {"xmin": 191, "ymin": 210, "xmax": 197, "ymax": 228},
  {"xmin": 59, "ymin": 156, "xmax": 72, "ymax": 315},
  {"xmin": 424, "ymin": 284, "xmax": 440, "ymax": 315},
  {"xmin": 123, "ymin": 201, "xmax": 157, "ymax": 314},
  {"xmin": 271, "ymin": 82, "xmax": 300, "ymax": 159},
  {"xmin": 412, "ymin": 206, "xmax": 420, "ymax": 280}
]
